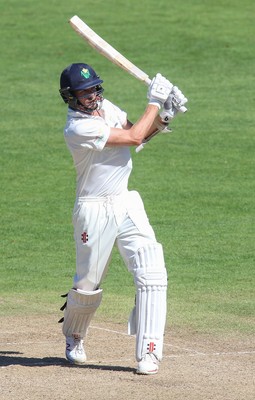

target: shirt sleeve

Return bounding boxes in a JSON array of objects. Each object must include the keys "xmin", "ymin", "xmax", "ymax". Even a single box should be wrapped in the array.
[
  {"xmin": 103, "ymin": 99, "xmax": 128, "ymax": 128},
  {"xmin": 66, "ymin": 118, "xmax": 111, "ymax": 151},
  {"xmin": 111, "ymin": 103, "xmax": 127, "ymax": 127}
]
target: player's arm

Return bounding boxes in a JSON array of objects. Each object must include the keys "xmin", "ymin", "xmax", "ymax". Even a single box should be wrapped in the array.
[
  {"xmin": 106, "ymin": 104, "xmax": 161, "ymax": 146},
  {"xmin": 106, "ymin": 73, "xmax": 173, "ymax": 147}
]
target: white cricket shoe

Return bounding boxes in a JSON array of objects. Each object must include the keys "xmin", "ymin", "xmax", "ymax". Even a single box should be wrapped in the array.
[
  {"xmin": 65, "ymin": 335, "xmax": 87, "ymax": 365},
  {"xmin": 137, "ymin": 353, "xmax": 159, "ymax": 375}
]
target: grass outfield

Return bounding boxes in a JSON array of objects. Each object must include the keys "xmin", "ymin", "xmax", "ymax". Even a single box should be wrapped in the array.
[{"xmin": 1, "ymin": 0, "xmax": 254, "ymax": 335}]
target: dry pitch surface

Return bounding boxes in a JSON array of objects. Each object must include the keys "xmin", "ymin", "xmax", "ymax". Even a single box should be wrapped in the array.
[{"xmin": 0, "ymin": 315, "xmax": 254, "ymax": 400}]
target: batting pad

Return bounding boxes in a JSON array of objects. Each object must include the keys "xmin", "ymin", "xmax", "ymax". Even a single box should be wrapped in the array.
[
  {"xmin": 62, "ymin": 288, "xmax": 103, "ymax": 338},
  {"xmin": 131, "ymin": 243, "xmax": 168, "ymax": 361}
]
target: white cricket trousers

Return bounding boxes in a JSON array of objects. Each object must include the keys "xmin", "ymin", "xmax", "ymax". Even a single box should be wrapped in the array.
[{"xmin": 72, "ymin": 190, "xmax": 159, "ymax": 291}]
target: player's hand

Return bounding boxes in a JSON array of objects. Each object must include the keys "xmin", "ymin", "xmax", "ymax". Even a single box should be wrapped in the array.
[
  {"xmin": 147, "ymin": 73, "xmax": 173, "ymax": 109},
  {"xmin": 160, "ymin": 94, "xmax": 177, "ymax": 122},
  {"xmin": 160, "ymin": 88, "xmax": 188, "ymax": 122},
  {"xmin": 171, "ymin": 86, "xmax": 188, "ymax": 111}
]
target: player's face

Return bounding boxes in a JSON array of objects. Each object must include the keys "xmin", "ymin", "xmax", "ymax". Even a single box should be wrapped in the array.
[{"xmin": 75, "ymin": 87, "xmax": 100, "ymax": 111}]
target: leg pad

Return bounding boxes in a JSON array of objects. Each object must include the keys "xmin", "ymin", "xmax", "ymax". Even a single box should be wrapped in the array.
[
  {"xmin": 62, "ymin": 288, "xmax": 102, "ymax": 338},
  {"xmin": 130, "ymin": 243, "xmax": 168, "ymax": 361}
]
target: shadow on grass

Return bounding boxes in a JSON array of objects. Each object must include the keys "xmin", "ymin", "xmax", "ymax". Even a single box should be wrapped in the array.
[{"xmin": 0, "ymin": 352, "xmax": 135, "ymax": 373}]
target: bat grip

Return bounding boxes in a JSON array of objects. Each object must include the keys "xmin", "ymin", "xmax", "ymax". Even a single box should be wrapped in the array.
[
  {"xmin": 135, "ymin": 143, "xmax": 145, "ymax": 153},
  {"xmin": 179, "ymin": 105, "xmax": 187, "ymax": 113}
]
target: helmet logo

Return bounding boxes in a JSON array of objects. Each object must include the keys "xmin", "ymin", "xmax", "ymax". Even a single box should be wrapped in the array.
[{"xmin": 80, "ymin": 68, "xmax": 91, "ymax": 79}]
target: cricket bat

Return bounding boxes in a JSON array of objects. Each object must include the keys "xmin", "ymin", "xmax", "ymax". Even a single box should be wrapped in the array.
[
  {"xmin": 69, "ymin": 15, "xmax": 152, "ymax": 86},
  {"xmin": 68, "ymin": 15, "xmax": 187, "ymax": 152}
]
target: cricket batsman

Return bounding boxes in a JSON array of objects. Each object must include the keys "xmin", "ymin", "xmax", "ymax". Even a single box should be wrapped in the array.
[{"xmin": 59, "ymin": 62, "xmax": 187, "ymax": 374}]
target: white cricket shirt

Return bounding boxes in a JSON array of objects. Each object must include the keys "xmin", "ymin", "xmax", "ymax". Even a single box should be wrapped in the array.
[{"xmin": 64, "ymin": 99, "xmax": 132, "ymax": 198}]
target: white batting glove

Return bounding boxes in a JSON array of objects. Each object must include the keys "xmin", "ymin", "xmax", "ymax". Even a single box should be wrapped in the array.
[
  {"xmin": 160, "ymin": 87, "xmax": 188, "ymax": 122},
  {"xmin": 171, "ymin": 86, "xmax": 188, "ymax": 111},
  {"xmin": 160, "ymin": 95, "xmax": 177, "ymax": 123},
  {"xmin": 147, "ymin": 73, "xmax": 173, "ymax": 109}
]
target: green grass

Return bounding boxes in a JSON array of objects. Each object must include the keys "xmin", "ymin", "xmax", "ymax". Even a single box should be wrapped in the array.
[{"xmin": 1, "ymin": 0, "xmax": 254, "ymax": 335}]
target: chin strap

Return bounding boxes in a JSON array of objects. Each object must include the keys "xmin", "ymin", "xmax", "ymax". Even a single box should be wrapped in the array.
[
  {"xmin": 75, "ymin": 95, "xmax": 104, "ymax": 115},
  {"xmin": 75, "ymin": 102, "xmax": 95, "ymax": 114}
]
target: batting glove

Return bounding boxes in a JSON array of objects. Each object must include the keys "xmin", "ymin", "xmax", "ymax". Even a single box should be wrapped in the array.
[
  {"xmin": 171, "ymin": 86, "xmax": 188, "ymax": 112},
  {"xmin": 160, "ymin": 88, "xmax": 188, "ymax": 123},
  {"xmin": 160, "ymin": 95, "xmax": 177, "ymax": 123},
  {"xmin": 147, "ymin": 73, "xmax": 173, "ymax": 109}
]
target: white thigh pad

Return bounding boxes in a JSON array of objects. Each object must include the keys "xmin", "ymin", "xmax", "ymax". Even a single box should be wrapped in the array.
[
  {"xmin": 62, "ymin": 288, "xmax": 102, "ymax": 338},
  {"xmin": 130, "ymin": 243, "xmax": 168, "ymax": 361}
]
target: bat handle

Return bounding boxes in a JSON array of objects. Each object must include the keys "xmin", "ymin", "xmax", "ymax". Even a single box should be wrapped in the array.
[
  {"xmin": 135, "ymin": 143, "xmax": 145, "ymax": 153},
  {"xmin": 179, "ymin": 105, "xmax": 187, "ymax": 113},
  {"xmin": 144, "ymin": 77, "xmax": 151, "ymax": 85}
]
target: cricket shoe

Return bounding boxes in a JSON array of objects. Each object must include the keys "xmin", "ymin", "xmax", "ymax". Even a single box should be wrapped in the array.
[
  {"xmin": 65, "ymin": 334, "xmax": 87, "ymax": 365},
  {"xmin": 137, "ymin": 353, "xmax": 159, "ymax": 375}
]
